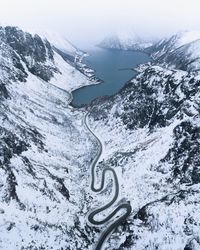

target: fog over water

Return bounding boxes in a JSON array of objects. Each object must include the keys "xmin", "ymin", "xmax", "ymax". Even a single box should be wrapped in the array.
[{"xmin": 1, "ymin": 0, "xmax": 200, "ymax": 48}]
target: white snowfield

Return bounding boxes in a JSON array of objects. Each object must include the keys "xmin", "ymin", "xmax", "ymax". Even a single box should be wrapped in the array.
[{"xmin": 49, "ymin": 52, "xmax": 94, "ymax": 91}]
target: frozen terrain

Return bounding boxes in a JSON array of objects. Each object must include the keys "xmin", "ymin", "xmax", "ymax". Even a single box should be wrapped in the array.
[
  {"xmin": 87, "ymin": 31, "xmax": 200, "ymax": 249},
  {"xmin": 87, "ymin": 65, "xmax": 200, "ymax": 249},
  {"xmin": 0, "ymin": 26, "xmax": 100, "ymax": 250},
  {"xmin": 0, "ymin": 26, "xmax": 200, "ymax": 250}
]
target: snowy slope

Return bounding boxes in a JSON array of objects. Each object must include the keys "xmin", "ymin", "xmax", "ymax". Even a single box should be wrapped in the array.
[
  {"xmin": 39, "ymin": 30, "xmax": 79, "ymax": 56},
  {"xmin": 0, "ymin": 26, "xmax": 100, "ymax": 250},
  {"xmin": 150, "ymin": 31, "xmax": 200, "ymax": 71},
  {"xmin": 98, "ymin": 31, "xmax": 153, "ymax": 51},
  {"xmin": 32, "ymin": 29, "xmax": 99, "ymax": 82},
  {"xmin": 87, "ymin": 65, "xmax": 200, "ymax": 249},
  {"xmin": 92, "ymin": 31, "xmax": 200, "ymax": 250}
]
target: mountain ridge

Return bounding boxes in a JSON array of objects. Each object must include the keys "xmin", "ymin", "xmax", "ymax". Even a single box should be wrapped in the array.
[
  {"xmin": 0, "ymin": 25, "xmax": 100, "ymax": 249},
  {"xmin": 150, "ymin": 30, "xmax": 200, "ymax": 71}
]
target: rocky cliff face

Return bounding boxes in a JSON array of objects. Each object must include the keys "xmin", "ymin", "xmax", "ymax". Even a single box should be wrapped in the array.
[{"xmin": 0, "ymin": 26, "xmax": 58, "ymax": 82}]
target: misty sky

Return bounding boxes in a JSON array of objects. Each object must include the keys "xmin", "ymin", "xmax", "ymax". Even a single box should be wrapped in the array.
[{"xmin": 1, "ymin": 0, "xmax": 200, "ymax": 48}]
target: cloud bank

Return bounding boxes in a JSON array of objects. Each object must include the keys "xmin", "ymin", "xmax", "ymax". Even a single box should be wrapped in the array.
[{"xmin": 1, "ymin": 0, "xmax": 200, "ymax": 48}]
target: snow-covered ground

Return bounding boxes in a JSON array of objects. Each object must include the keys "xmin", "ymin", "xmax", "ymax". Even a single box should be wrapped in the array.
[
  {"xmin": 151, "ymin": 31, "xmax": 200, "ymax": 71},
  {"xmin": 87, "ymin": 65, "xmax": 200, "ymax": 249},
  {"xmin": 0, "ymin": 26, "xmax": 99, "ymax": 250},
  {"xmin": 0, "ymin": 26, "xmax": 200, "ymax": 250}
]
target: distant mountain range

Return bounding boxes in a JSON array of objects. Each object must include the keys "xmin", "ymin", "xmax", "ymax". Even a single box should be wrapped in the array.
[
  {"xmin": 99, "ymin": 30, "xmax": 200, "ymax": 72},
  {"xmin": 98, "ymin": 31, "xmax": 153, "ymax": 51}
]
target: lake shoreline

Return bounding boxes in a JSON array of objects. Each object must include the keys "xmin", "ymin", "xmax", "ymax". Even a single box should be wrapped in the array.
[{"xmin": 71, "ymin": 48, "xmax": 151, "ymax": 107}]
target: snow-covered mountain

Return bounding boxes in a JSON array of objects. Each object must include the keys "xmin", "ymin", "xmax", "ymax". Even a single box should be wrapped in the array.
[
  {"xmin": 88, "ymin": 31, "xmax": 200, "ymax": 249},
  {"xmin": 0, "ymin": 25, "xmax": 200, "ymax": 250},
  {"xmin": 98, "ymin": 32, "xmax": 153, "ymax": 51},
  {"xmin": 150, "ymin": 31, "xmax": 200, "ymax": 71},
  {"xmin": 34, "ymin": 29, "xmax": 99, "ymax": 81},
  {"xmin": 0, "ymin": 25, "xmax": 100, "ymax": 250},
  {"xmin": 88, "ymin": 66, "xmax": 200, "ymax": 250},
  {"xmin": 38, "ymin": 30, "xmax": 80, "ymax": 56}
]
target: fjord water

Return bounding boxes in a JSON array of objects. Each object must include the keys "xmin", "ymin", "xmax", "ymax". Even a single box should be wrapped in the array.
[{"xmin": 71, "ymin": 48, "xmax": 150, "ymax": 106}]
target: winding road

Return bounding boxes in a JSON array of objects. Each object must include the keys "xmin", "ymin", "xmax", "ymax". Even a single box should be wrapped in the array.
[
  {"xmin": 84, "ymin": 111, "xmax": 132, "ymax": 250},
  {"xmin": 68, "ymin": 91, "xmax": 132, "ymax": 249}
]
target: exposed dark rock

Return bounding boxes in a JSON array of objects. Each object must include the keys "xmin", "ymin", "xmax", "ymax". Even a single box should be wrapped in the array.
[
  {"xmin": 159, "ymin": 121, "xmax": 200, "ymax": 184},
  {"xmin": 0, "ymin": 26, "xmax": 58, "ymax": 82}
]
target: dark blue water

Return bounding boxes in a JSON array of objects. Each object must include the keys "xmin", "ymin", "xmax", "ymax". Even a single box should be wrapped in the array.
[{"xmin": 71, "ymin": 48, "xmax": 150, "ymax": 106}]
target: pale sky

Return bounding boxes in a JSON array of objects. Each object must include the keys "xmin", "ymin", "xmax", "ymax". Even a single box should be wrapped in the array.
[{"xmin": 1, "ymin": 0, "xmax": 200, "ymax": 48}]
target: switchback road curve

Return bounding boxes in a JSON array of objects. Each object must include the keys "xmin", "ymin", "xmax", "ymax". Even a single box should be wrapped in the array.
[{"xmin": 84, "ymin": 111, "xmax": 132, "ymax": 250}]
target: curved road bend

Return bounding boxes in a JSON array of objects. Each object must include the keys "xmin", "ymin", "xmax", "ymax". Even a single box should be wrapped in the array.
[{"xmin": 84, "ymin": 111, "xmax": 132, "ymax": 250}]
